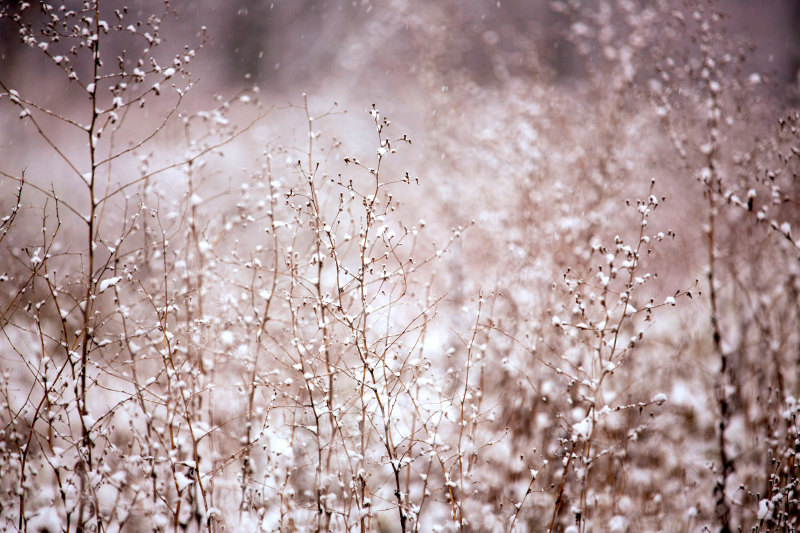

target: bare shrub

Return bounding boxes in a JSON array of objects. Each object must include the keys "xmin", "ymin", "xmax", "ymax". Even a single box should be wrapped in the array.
[{"xmin": 1, "ymin": 1, "xmax": 798, "ymax": 533}]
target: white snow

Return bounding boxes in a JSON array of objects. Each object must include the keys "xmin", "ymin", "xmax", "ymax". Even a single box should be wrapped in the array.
[
  {"xmin": 98, "ymin": 276, "xmax": 122, "ymax": 293},
  {"xmin": 757, "ymin": 498, "xmax": 771, "ymax": 520},
  {"xmin": 220, "ymin": 330, "xmax": 234, "ymax": 346},
  {"xmin": 572, "ymin": 416, "xmax": 593, "ymax": 440}
]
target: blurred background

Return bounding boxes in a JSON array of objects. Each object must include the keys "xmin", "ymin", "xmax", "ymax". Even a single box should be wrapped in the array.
[{"xmin": 3, "ymin": 1, "xmax": 799, "ymax": 107}]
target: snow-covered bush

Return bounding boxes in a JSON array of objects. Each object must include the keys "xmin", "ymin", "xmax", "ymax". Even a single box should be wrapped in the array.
[{"xmin": 1, "ymin": 1, "xmax": 798, "ymax": 532}]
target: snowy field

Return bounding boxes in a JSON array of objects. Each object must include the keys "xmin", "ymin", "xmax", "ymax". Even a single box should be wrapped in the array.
[{"xmin": 1, "ymin": 1, "xmax": 798, "ymax": 531}]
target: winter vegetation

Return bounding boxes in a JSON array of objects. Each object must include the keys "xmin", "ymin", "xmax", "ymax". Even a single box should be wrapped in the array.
[{"xmin": 0, "ymin": 1, "xmax": 798, "ymax": 532}]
